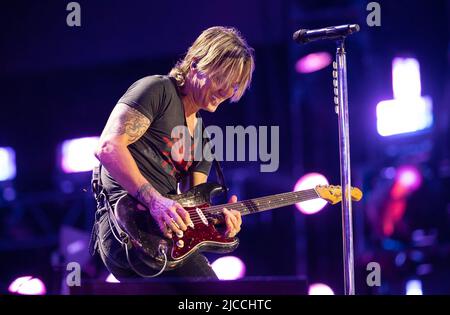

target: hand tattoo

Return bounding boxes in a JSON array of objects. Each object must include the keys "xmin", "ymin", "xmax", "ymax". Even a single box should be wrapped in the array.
[
  {"xmin": 135, "ymin": 183, "xmax": 174, "ymax": 214},
  {"xmin": 135, "ymin": 183, "xmax": 158, "ymax": 205}
]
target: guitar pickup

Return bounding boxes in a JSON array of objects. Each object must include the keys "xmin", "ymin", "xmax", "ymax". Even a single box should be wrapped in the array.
[{"xmin": 195, "ymin": 208, "xmax": 209, "ymax": 226}]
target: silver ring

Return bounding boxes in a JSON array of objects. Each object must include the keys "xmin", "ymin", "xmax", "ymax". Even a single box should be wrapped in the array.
[{"xmin": 169, "ymin": 217, "xmax": 180, "ymax": 229}]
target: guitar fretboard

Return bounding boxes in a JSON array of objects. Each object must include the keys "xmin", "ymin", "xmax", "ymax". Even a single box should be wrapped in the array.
[{"xmin": 204, "ymin": 189, "xmax": 319, "ymax": 216}]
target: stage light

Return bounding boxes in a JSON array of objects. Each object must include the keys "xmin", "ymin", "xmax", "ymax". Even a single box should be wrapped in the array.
[
  {"xmin": 60, "ymin": 136, "xmax": 99, "ymax": 173},
  {"xmin": 295, "ymin": 52, "xmax": 332, "ymax": 74},
  {"xmin": 293, "ymin": 173, "xmax": 329, "ymax": 215},
  {"xmin": 396, "ymin": 165, "xmax": 422, "ymax": 191},
  {"xmin": 376, "ymin": 57, "xmax": 433, "ymax": 137},
  {"xmin": 376, "ymin": 97, "xmax": 433, "ymax": 137},
  {"xmin": 308, "ymin": 283, "xmax": 334, "ymax": 295},
  {"xmin": 406, "ymin": 279, "xmax": 423, "ymax": 295},
  {"xmin": 412, "ymin": 229, "xmax": 437, "ymax": 247},
  {"xmin": 66, "ymin": 240, "xmax": 86, "ymax": 255},
  {"xmin": 416, "ymin": 264, "xmax": 433, "ymax": 276},
  {"xmin": 392, "ymin": 57, "xmax": 421, "ymax": 99},
  {"xmin": 105, "ymin": 273, "xmax": 120, "ymax": 283},
  {"xmin": 395, "ymin": 252, "xmax": 407, "ymax": 267},
  {"xmin": 390, "ymin": 165, "xmax": 422, "ymax": 200},
  {"xmin": 211, "ymin": 256, "xmax": 246, "ymax": 280},
  {"xmin": 383, "ymin": 165, "xmax": 422, "ymax": 236},
  {"xmin": 8, "ymin": 276, "xmax": 47, "ymax": 295},
  {"xmin": 0, "ymin": 147, "xmax": 16, "ymax": 181}
]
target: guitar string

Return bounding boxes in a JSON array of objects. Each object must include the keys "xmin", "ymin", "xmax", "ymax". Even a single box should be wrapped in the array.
[
  {"xmin": 185, "ymin": 192, "xmax": 319, "ymax": 225},
  {"xmin": 205, "ymin": 190, "xmax": 319, "ymax": 213},
  {"xmin": 187, "ymin": 190, "xmax": 318, "ymax": 219},
  {"xmin": 181, "ymin": 190, "xmax": 320, "ymax": 225},
  {"xmin": 205, "ymin": 191, "xmax": 318, "ymax": 215}
]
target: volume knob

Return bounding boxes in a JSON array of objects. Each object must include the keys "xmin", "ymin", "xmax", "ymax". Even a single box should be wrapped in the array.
[{"xmin": 176, "ymin": 240, "xmax": 184, "ymax": 248}]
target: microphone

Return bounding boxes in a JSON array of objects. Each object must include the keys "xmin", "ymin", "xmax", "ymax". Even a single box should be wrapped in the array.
[{"xmin": 293, "ymin": 24, "xmax": 360, "ymax": 44}]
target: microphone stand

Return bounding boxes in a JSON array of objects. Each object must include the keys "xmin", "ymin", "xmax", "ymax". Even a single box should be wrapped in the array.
[{"xmin": 333, "ymin": 38, "xmax": 355, "ymax": 295}]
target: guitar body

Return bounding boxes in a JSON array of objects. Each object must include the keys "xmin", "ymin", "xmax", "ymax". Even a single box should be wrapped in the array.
[{"xmin": 114, "ymin": 183, "xmax": 239, "ymax": 271}]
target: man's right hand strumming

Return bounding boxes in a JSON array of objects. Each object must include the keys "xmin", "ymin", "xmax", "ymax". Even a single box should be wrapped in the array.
[{"xmin": 135, "ymin": 183, "xmax": 193, "ymax": 239}]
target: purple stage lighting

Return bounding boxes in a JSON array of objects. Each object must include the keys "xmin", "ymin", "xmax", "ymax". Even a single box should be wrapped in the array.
[
  {"xmin": 376, "ymin": 97, "xmax": 433, "ymax": 136},
  {"xmin": 8, "ymin": 276, "xmax": 47, "ymax": 295},
  {"xmin": 293, "ymin": 173, "xmax": 329, "ymax": 215},
  {"xmin": 0, "ymin": 147, "xmax": 16, "ymax": 181},
  {"xmin": 396, "ymin": 165, "xmax": 422, "ymax": 191},
  {"xmin": 308, "ymin": 283, "xmax": 335, "ymax": 295},
  {"xmin": 105, "ymin": 273, "xmax": 120, "ymax": 283},
  {"xmin": 211, "ymin": 256, "xmax": 246, "ymax": 280},
  {"xmin": 406, "ymin": 279, "xmax": 423, "ymax": 295},
  {"xmin": 392, "ymin": 57, "xmax": 421, "ymax": 99},
  {"xmin": 295, "ymin": 52, "xmax": 332, "ymax": 74},
  {"xmin": 60, "ymin": 136, "xmax": 99, "ymax": 173},
  {"xmin": 376, "ymin": 57, "xmax": 433, "ymax": 137}
]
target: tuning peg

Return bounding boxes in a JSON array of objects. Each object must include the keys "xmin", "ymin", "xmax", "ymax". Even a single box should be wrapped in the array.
[
  {"xmin": 333, "ymin": 79, "xmax": 338, "ymax": 88},
  {"xmin": 332, "ymin": 70, "xmax": 338, "ymax": 78},
  {"xmin": 333, "ymin": 61, "xmax": 337, "ymax": 69}
]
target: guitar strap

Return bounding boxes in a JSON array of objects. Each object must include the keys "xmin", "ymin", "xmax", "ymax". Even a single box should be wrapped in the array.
[
  {"xmin": 199, "ymin": 117, "xmax": 229, "ymax": 200},
  {"xmin": 212, "ymin": 158, "xmax": 228, "ymax": 199}
]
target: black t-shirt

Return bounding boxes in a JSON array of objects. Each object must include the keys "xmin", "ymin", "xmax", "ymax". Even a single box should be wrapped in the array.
[{"xmin": 101, "ymin": 75, "xmax": 212, "ymax": 203}]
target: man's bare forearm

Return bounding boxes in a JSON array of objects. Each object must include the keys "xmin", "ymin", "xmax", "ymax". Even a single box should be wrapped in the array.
[{"xmin": 96, "ymin": 142, "xmax": 161, "ymax": 205}]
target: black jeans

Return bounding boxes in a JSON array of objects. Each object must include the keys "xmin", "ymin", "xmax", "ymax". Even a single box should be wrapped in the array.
[{"xmin": 94, "ymin": 206, "xmax": 218, "ymax": 282}]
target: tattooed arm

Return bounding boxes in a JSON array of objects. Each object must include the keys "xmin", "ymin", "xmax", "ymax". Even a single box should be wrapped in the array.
[
  {"xmin": 96, "ymin": 103, "xmax": 151, "ymax": 198},
  {"xmin": 95, "ymin": 103, "xmax": 192, "ymax": 238}
]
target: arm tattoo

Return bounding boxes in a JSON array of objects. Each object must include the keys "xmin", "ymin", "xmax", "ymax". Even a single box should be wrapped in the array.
[
  {"xmin": 135, "ymin": 183, "xmax": 159, "ymax": 205},
  {"xmin": 106, "ymin": 106, "xmax": 151, "ymax": 144}
]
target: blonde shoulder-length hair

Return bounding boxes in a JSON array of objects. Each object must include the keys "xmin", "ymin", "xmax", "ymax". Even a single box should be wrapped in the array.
[{"xmin": 169, "ymin": 26, "xmax": 255, "ymax": 102}]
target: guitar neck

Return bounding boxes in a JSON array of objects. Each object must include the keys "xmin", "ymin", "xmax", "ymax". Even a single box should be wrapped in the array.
[{"xmin": 205, "ymin": 188, "xmax": 320, "ymax": 216}]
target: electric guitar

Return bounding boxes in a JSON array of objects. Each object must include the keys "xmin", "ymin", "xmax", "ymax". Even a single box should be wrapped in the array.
[{"xmin": 114, "ymin": 182, "xmax": 362, "ymax": 271}]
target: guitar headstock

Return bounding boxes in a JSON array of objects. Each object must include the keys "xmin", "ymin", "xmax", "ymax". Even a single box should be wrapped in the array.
[{"xmin": 315, "ymin": 185, "xmax": 363, "ymax": 205}]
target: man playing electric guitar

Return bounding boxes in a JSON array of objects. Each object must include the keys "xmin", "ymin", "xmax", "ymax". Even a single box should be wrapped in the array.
[{"xmin": 91, "ymin": 26, "xmax": 255, "ymax": 280}]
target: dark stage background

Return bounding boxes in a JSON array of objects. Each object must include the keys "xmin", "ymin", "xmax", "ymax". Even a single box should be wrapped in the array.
[{"xmin": 1, "ymin": 0, "xmax": 449, "ymax": 295}]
